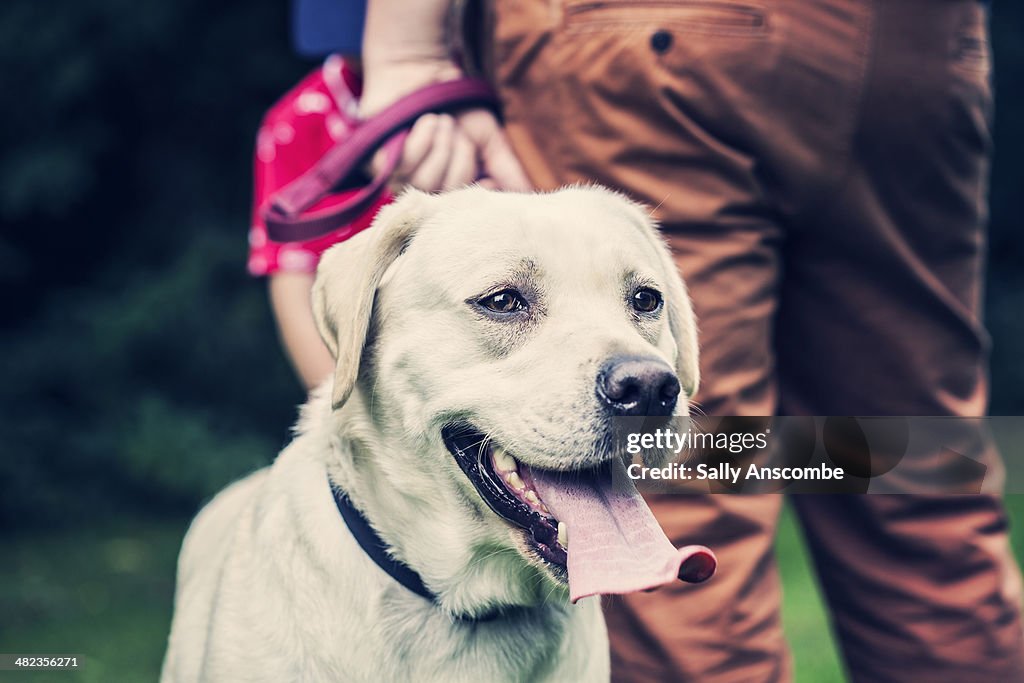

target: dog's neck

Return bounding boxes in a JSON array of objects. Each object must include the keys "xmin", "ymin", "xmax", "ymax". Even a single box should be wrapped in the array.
[{"xmin": 299, "ymin": 387, "xmax": 568, "ymax": 620}]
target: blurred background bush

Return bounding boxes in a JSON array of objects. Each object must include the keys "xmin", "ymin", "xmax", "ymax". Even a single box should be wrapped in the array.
[
  {"xmin": 0, "ymin": 1, "xmax": 1020, "ymax": 681},
  {"xmin": 0, "ymin": 0, "xmax": 309, "ymax": 527}
]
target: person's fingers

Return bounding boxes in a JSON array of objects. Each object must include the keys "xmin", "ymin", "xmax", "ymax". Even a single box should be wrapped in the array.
[
  {"xmin": 457, "ymin": 109, "xmax": 532, "ymax": 191},
  {"xmin": 372, "ymin": 109, "xmax": 530, "ymax": 193},
  {"xmin": 407, "ymin": 114, "xmax": 456, "ymax": 191},
  {"xmin": 482, "ymin": 130, "xmax": 532, "ymax": 191},
  {"xmin": 441, "ymin": 129, "xmax": 479, "ymax": 190},
  {"xmin": 371, "ymin": 113, "xmax": 438, "ymax": 187},
  {"xmin": 392, "ymin": 113, "xmax": 439, "ymax": 181}
]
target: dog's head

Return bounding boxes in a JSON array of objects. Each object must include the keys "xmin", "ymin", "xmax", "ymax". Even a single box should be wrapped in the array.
[{"xmin": 313, "ymin": 186, "xmax": 709, "ymax": 610}]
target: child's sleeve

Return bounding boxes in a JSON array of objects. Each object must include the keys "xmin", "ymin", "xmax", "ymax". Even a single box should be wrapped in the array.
[{"xmin": 247, "ymin": 56, "xmax": 391, "ymax": 277}]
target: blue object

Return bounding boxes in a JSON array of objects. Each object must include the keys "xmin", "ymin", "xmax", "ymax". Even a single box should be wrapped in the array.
[{"xmin": 292, "ymin": 0, "xmax": 365, "ymax": 58}]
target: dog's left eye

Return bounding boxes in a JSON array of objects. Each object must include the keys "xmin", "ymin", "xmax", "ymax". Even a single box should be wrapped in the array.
[
  {"xmin": 478, "ymin": 289, "xmax": 528, "ymax": 314},
  {"xmin": 632, "ymin": 287, "xmax": 663, "ymax": 313}
]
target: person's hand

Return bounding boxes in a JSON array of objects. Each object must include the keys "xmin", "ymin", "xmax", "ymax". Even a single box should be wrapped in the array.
[
  {"xmin": 382, "ymin": 107, "xmax": 530, "ymax": 192},
  {"xmin": 360, "ymin": 59, "xmax": 531, "ymax": 193}
]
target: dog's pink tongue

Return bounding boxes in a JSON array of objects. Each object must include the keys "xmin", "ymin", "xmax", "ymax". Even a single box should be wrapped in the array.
[{"xmin": 527, "ymin": 459, "xmax": 716, "ymax": 603}]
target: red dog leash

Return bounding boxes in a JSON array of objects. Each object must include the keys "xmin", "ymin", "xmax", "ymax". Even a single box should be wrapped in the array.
[{"xmin": 263, "ymin": 78, "xmax": 500, "ymax": 243}]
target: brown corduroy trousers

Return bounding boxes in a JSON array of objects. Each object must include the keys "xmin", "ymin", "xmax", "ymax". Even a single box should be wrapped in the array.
[{"xmin": 488, "ymin": 0, "xmax": 1024, "ymax": 680}]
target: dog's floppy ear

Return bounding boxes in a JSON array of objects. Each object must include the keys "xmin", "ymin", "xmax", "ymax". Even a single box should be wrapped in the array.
[
  {"xmin": 657, "ymin": 242, "xmax": 701, "ymax": 398},
  {"xmin": 312, "ymin": 189, "xmax": 433, "ymax": 409}
]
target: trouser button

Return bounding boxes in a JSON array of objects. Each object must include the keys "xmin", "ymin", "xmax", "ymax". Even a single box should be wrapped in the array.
[{"xmin": 651, "ymin": 30, "xmax": 673, "ymax": 54}]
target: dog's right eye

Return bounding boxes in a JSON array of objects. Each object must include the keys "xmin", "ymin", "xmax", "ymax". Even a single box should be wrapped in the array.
[{"xmin": 477, "ymin": 289, "xmax": 527, "ymax": 314}]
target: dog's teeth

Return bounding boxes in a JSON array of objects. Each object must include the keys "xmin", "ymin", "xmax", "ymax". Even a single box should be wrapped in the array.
[
  {"xmin": 539, "ymin": 502, "xmax": 550, "ymax": 514},
  {"xmin": 557, "ymin": 522, "xmax": 568, "ymax": 549},
  {"xmin": 493, "ymin": 446, "xmax": 517, "ymax": 473},
  {"xmin": 525, "ymin": 490, "xmax": 540, "ymax": 505},
  {"xmin": 507, "ymin": 472, "xmax": 526, "ymax": 491}
]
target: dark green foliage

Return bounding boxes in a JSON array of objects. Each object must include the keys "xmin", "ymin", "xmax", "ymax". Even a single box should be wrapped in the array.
[
  {"xmin": 988, "ymin": 11, "xmax": 1024, "ymax": 414},
  {"xmin": 0, "ymin": 0, "xmax": 312, "ymax": 526}
]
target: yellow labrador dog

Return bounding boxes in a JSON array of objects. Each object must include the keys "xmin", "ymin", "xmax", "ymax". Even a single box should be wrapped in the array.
[{"xmin": 162, "ymin": 186, "xmax": 715, "ymax": 682}]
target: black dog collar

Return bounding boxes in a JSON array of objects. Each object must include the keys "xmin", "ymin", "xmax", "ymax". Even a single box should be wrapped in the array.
[
  {"xmin": 330, "ymin": 480, "xmax": 436, "ymax": 601},
  {"xmin": 329, "ymin": 478, "xmax": 504, "ymax": 622}
]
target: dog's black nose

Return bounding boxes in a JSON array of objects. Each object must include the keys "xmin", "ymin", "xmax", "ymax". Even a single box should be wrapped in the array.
[{"xmin": 597, "ymin": 355, "xmax": 680, "ymax": 417}]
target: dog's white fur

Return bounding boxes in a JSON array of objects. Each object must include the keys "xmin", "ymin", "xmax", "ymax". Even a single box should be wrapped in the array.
[{"xmin": 161, "ymin": 186, "xmax": 699, "ymax": 682}]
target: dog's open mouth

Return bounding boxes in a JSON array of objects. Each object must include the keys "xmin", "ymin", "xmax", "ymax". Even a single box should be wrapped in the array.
[
  {"xmin": 442, "ymin": 425, "xmax": 569, "ymax": 573},
  {"xmin": 442, "ymin": 424, "xmax": 718, "ymax": 602}
]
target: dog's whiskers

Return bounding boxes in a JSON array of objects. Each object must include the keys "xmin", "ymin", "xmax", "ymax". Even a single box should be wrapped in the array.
[
  {"xmin": 687, "ymin": 400, "xmax": 707, "ymax": 418},
  {"xmin": 465, "ymin": 546, "xmax": 516, "ymax": 571},
  {"xmin": 648, "ymin": 193, "xmax": 670, "ymax": 219},
  {"xmin": 541, "ymin": 576, "xmax": 564, "ymax": 605}
]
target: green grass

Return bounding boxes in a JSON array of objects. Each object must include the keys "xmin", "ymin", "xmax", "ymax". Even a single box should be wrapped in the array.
[
  {"xmin": 2, "ymin": 498, "xmax": 1023, "ymax": 682},
  {"xmin": 777, "ymin": 505, "xmax": 846, "ymax": 682},
  {"xmin": 0, "ymin": 521, "xmax": 184, "ymax": 683}
]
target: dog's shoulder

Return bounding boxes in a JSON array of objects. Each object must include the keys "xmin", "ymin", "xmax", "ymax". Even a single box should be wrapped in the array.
[
  {"xmin": 175, "ymin": 386, "xmax": 339, "ymax": 592},
  {"xmin": 179, "ymin": 472, "xmax": 270, "ymax": 601},
  {"xmin": 163, "ymin": 468, "xmax": 269, "ymax": 682}
]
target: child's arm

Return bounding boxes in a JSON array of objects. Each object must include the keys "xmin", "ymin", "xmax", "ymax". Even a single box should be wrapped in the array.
[{"xmin": 269, "ymin": 272, "xmax": 334, "ymax": 390}]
